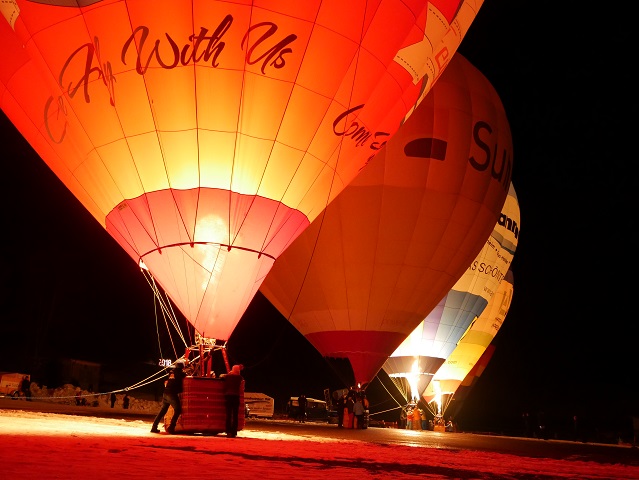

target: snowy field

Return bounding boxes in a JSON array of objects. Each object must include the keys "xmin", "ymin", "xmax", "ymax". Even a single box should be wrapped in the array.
[{"xmin": 1, "ymin": 405, "xmax": 638, "ymax": 479}]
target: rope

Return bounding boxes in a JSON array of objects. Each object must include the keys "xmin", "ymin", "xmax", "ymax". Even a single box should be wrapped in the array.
[
  {"xmin": 21, "ymin": 368, "xmax": 170, "ymax": 403},
  {"xmin": 367, "ymin": 375, "xmax": 405, "ymax": 417}
]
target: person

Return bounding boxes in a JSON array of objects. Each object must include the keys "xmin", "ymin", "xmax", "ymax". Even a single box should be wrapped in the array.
[
  {"xmin": 536, "ymin": 410, "xmax": 548, "ymax": 440},
  {"xmin": 297, "ymin": 394, "xmax": 307, "ymax": 423},
  {"xmin": 353, "ymin": 394, "xmax": 365, "ymax": 429},
  {"xmin": 445, "ymin": 418, "xmax": 454, "ymax": 432},
  {"xmin": 399, "ymin": 408, "xmax": 407, "ymax": 429},
  {"xmin": 413, "ymin": 406, "xmax": 422, "ymax": 430},
  {"xmin": 335, "ymin": 391, "xmax": 346, "ymax": 428},
  {"xmin": 361, "ymin": 393, "xmax": 370, "ymax": 429},
  {"xmin": 345, "ymin": 393, "xmax": 355, "ymax": 429},
  {"xmin": 110, "ymin": 392, "xmax": 117, "ymax": 408},
  {"xmin": 222, "ymin": 364, "xmax": 244, "ymax": 438},
  {"xmin": 522, "ymin": 411, "xmax": 531, "ymax": 437},
  {"xmin": 151, "ymin": 360, "xmax": 187, "ymax": 434},
  {"xmin": 406, "ymin": 406, "xmax": 413, "ymax": 430},
  {"xmin": 361, "ymin": 392, "xmax": 370, "ymax": 410},
  {"xmin": 420, "ymin": 408, "xmax": 428, "ymax": 430},
  {"xmin": 20, "ymin": 375, "xmax": 31, "ymax": 401},
  {"xmin": 123, "ymin": 393, "xmax": 130, "ymax": 409}
]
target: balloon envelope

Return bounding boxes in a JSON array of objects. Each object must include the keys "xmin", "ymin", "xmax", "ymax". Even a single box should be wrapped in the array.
[
  {"xmin": 383, "ymin": 182, "xmax": 519, "ymax": 400},
  {"xmin": 260, "ymin": 53, "xmax": 513, "ymax": 387},
  {"xmin": 0, "ymin": 0, "xmax": 476, "ymax": 341}
]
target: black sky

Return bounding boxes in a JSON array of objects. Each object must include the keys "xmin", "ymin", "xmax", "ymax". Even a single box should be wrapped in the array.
[{"xmin": 0, "ymin": 1, "xmax": 635, "ymax": 432}]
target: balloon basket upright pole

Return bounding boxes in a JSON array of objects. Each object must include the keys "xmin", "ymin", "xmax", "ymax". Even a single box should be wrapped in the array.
[
  {"xmin": 222, "ymin": 347, "xmax": 231, "ymax": 374},
  {"xmin": 186, "ymin": 333, "xmax": 228, "ymax": 378},
  {"xmin": 199, "ymin": 343, "xmax": 205, "ymax": 377}
]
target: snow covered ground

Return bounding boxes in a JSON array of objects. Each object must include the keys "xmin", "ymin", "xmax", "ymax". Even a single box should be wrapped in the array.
[{"xmin": 1, "ymin": 405, "xmax": 638, "ymax": 479}]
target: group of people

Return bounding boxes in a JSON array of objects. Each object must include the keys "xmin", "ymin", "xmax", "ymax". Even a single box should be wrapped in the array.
[
  {"xmin": 151, "ymin": 360, "xmax": 244, "ymax": 437},
  {"xmin": 399, "ymin": 404, "xmax": 455, "ymax": 431},
  {"xmin": 109, "ymin": 392, "xmax": 130, "ymax": 409},
  {"xmin": 403, "ymin": 404, "xmax": 428, "ymax": 430},
  {"xmin": 335, "ymin": 388, "xmax": 369, "ymax": 429}
]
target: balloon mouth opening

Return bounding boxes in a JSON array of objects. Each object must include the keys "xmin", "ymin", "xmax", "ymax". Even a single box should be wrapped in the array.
[{"xmin": 139, "ymin": 242, "xmax": 275, "ymax": 267}]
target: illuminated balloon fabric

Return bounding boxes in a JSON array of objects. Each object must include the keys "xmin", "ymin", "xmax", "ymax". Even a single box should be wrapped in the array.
[
  {"xmin": 430, "ymin": 183, "xmax": 519, "ymax": 361},
  {"xmin": 447, "ymin": 343, "xmax": 495, "ymax": 409},
  {"xmin": 455, "ymin": 343, "xmax": 495, "ymax": 394},
  {"xmin": 382, "ymin": 182, "xmax": 518, "ymax": 399},
  {"xmin": 0, "ymin": 0, "xmax": 475, "ymax": 342},
  {"xmin": 384, "ymin": 182, "xmax": 519, "ymax": 371},
  {"xmin": 426, "ymin": 343, "xmax": 495, "ymax": 420},
  {"xmin": 260, "ymin": 53, "xmax": 513, "ymax": 386},
  {"xmin": 394, "ymin": 0, "xmax": 485, "ymax": 125},
  {"xmin": 423, "ymin": 268, "xmax": 514, "ymax": 404}
]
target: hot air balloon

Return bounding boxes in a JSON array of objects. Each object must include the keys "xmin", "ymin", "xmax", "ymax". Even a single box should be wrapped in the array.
[
  {"xmin": 260, "ymin": 52, "xmax": 513, "ymax": 389},
  {"xmin": 423, "ymin": 268, "xmax": 515, "ymax": 417},
  {"xmin": 383, "ymin": 182, "xmax": 519, "ymax": 402},
  {"xmin": 0, "ymin": 0, "xmax": 480, "ymax": 352}
]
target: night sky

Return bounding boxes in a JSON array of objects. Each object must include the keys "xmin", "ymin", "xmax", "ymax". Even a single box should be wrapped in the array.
[{"xmin": 0, "ymin": 2, "xmax": 634, "ymax": 433}]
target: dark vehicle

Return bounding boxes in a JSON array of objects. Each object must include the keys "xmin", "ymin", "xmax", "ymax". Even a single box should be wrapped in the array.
[{"xmin": 287, "ymin": 396, "xmax": 328, "ymax": 422}]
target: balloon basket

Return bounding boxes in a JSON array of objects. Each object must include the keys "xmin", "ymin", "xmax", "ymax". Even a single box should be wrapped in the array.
[{"xmin": 164, "ymin": 376, "xmax": 245, "ymax": 434}]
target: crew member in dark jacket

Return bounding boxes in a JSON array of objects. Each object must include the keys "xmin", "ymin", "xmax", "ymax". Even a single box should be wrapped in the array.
[
  {"xmin": 20, "ymin": 375, "xmax": 31, "ymax": 401},
  {"xmin": 223, "ymin": 364, "xmax": 244, "ymax": 438},
  {"xmin": 151, "ymin": 360, "xmax": 187, "ymax": 434},
  {"xmin": 335, "ymin": 391, "xmax": 346, "ymax": 428}
]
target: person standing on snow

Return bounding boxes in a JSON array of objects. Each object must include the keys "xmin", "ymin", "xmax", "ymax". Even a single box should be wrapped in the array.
[
  {"xmin": 335, "ymin": 391, "xmax": 346, "ymax": 428},
  {"xmin": 345, "ymin": 393, "xmax": 355, "ymax": 429},
  {"xmin": 20, "ymin": 375, "xmax": 31, "ymax": 401},
  {"xmin": 353, "ymin": 394, "xmax": 366, "ymax": 429},
  {"xmin": 151, "ymin": 360, "xmax": 187, "ymax": 434},
  {"xmin": 222, "ymin": 364, "xmax": 244, "ymax": 438},
  {"xmin": 297, "ymin": 394, "xmax": 308, "ymax": 423}
]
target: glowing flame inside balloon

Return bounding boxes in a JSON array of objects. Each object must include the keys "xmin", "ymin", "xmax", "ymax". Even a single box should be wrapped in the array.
[
  {"xmin": 194, "ymin": 215, "xmax": 231, "ymax": 291},
  {"xmin": 407, "ymin": 360, "xmax": 421, "ymax": 403}
]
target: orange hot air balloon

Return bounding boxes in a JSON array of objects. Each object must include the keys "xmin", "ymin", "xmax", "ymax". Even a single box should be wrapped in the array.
[
  {"xmin": 260, "ymin": 53, "xmax": 513, "ymax": 388},
  {"xmin": 0, "ymin": 1, "xmax": 476, "ymax": 345}
]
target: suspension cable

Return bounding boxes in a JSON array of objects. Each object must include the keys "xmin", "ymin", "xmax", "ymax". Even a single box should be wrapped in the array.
[
  {"xmin": 139, "ymin": 267, "xmax": 189, "ymax": 361},
  {"xmin": 368, "ymin": 375, "xmax": 405, "ymax": 417}
]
